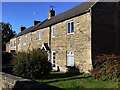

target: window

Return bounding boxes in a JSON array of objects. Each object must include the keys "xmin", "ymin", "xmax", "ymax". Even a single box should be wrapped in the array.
[
  {"xmin": 66, "ymin": 51, "xmax": 74, "ymax": 67},
  {"xmin": 24, "ymin": 35, "xmax": 27, "ymax": 45},
  {"xmin": 11, "ymin": 42, "xmax": 13, "ymax": 47},
  {"xmin": 18, "ymin": 37, "xmax": 20, "ymax": 45},
  {"xmin": 30, "ymin": 33, "xmax": 32, "ymax": 41},
  {"xmin": 38, "ymin": 32, "xmax": 41, "ymax": 40},
  {"xmin": 67, "ymin": 21, "xmax": 74, "ymax": 34},
  {"xmin": 14, "ymin": 40, "xmax": 16, "ymax": 47},
  {"xmin": 51, "ymin": 26, "xmax": 56, "ymax": 37}
]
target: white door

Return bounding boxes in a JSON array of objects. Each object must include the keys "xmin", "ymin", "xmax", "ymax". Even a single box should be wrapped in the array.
[
  {"xmin": 52, "ymin": 51, "xmax": 57, "ymax": 69},
  {"xmin": 67, "ymin": 51, "xmax": 74, "ymax": 67}
]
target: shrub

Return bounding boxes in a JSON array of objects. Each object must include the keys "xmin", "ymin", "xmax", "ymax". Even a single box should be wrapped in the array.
[
  {"xmin": 90, "ymin": 54, "xmax": 120, "ymax": 81},
  {"xmin": 12, "ymin": 49, "xmax": 52, "ymax": 79},
  {"xmin": 2, "ymin": 51, "xmax": 13, "ymax": 66}
]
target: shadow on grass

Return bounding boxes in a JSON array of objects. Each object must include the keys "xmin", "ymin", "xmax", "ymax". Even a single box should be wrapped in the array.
[
  {"xmin": 36, "ymin": 72, "xmax": 81, "ymax": 80},
  {"xmin": 35, "ymin": 71, "xmax": 91, "ymax": 85},
  {"xmin": 12, "ymin": 80, "xmax": 64, "ymax": 90},
  {"xmin": 36, "ymin": 66, "xmax": 84, "ymax": 80},
  {"xmin": 42, "ymin": 74, "xmax": 90, "ymax": 84}
]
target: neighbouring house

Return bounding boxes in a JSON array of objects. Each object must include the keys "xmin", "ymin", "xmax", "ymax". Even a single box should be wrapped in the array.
[{"xmin": 6, "ymin": 1, "xmax": 120, "ymax": 73}]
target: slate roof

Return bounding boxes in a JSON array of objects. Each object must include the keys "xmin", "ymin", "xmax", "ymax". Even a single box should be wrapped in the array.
[
  {"xmin": 14, "ymin": 2, "xmax": 95, "ymax": 38},
  {"xmin": 36, "ymin": 2, "xmax": 95, "ymax": 30},
  {"xmin": 14, "ymin": 22, "xmax": 42, "ymax": 38}
]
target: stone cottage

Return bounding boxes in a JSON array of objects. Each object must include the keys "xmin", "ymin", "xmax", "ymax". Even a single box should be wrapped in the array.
[{"xmin": 6, "ymin": 1, "xmax": 120, "ymax": 73}]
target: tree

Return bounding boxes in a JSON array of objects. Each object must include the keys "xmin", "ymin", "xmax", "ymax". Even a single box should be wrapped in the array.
[{"xmin": 0, "ymin": 22, "xmax": 16, "ymax": 51}]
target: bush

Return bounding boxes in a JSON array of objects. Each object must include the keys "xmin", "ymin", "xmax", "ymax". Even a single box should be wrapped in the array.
[
  {"xmin": 90, "ymin": 54, "xmax": 120, "ymax": 81},
  {"xmin": 12, "ymin": 49, "xmax": 52, "ymax": 79},
  {"xmin": 2, "ymin": 51, "xmax": 13, "ymax": 66}
]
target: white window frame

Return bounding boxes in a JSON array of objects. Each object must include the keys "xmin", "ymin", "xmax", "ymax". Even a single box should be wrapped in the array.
[
  {"xmin": 67, "ymin": 21, "xmax": 74, "ymax": 35},
  {"xmin": 11, "ymin": 41, "xmax": 13, "ymax": 48},
  {"xmin": 38, "ymin": 31, "xmax": 41, "ymax": 40},
  {"xmin": 13, "ymin": 40, "xmax": 16, "ymax": 47},
  {"xmin": 66, "ymin": 51, "xmax": 74, "ymax": 67},
  {"xmin": 51, "ymin": 26, "xmax": 56, "ymax": 38},
  {"xmin": 30, "ymin": 33, "xmax": 32, "ymax": 41},
  {"xmin": 18, "ymin": 37, "xmax": 20, "ymax": 46},
  {"xmin": 23, "ymin": 35, "xmax": 27, "ymax": 45}
]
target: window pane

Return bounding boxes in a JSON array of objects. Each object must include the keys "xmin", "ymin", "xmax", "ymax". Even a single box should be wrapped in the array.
[
  {"xmin": 71, "ymin": 22, "xmax": 74, "ymax": 33},
  {"xmin": 30, "ymin": 33, "xmax": 32, "ymax": 41},
  {"xmin": 53, "ymin": 52, "xmax": 55, "ymax": 55},
  {"xmin": 24, "ymin": 35, "xmax": 27, "ymax": 44},
  {"xmin": 67, "ymin": 22, "xmax": 70, "ymax": 33},
  {"xmin": 38, "ymin": 32, "xmax": 41, "ymax": 40},
  {"xmin": 53, "ymin": 56, "xmax": 55, "ymax": 59},
  {"xmin": 53, "ymin": 27, "xmax": 55, "ymax": 36},
  {"xmin": 53, "ymin": 64, "xmax": 55, "ymax": 67}
]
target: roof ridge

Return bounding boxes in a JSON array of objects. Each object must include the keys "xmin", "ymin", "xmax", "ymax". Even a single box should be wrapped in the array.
[{"xmin": 12, "ymin": 2, "xmax": 96, "ymax": 39}]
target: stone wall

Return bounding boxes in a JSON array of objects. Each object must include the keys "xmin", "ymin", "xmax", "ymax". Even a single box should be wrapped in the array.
[
  {"xmin": 32, "ymin": 27, "xmax": 50, "ymax": 49},
  {"xmin": 15, "ymin": 27, "xmax": 50, "ymax": 52},
  {"xmin": 51, "ymin": 12, "xmax": 92, "ymax": 73},
  {"xmin": 0, "ymin": 72, "xmax": 62, "ymax": 90},
  {"xmin": 0, "ymin": 72, "xmax": 25, "ymax": 89}
]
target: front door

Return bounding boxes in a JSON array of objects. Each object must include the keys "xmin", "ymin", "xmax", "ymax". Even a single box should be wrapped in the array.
[
  {"xmin": 66, "ymin": 51, "xmax": 74, "ymax": 67},
  {"xmin": 52, "ymin": 51, "xmax": 57, "ymax": 70}
]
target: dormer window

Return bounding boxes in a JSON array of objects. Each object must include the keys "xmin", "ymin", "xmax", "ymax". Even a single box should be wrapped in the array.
[{"xmin": 67, "ymin": 21, "xmax": 74, "ymax": 34}]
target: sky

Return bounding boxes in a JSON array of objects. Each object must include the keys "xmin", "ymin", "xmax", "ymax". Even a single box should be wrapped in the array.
[{"xmin": 2, "ymin": 2, "xmax": 85, "ymax": 34}]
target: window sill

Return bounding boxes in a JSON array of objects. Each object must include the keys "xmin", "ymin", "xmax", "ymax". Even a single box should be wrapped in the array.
[
  {"xmin": 38, "ymin": 39, "xmax": 41, "ymax": 41},
  {"xmin": 52, "ymin": 36, "xmax": 55, "ymax": 38},
  {"xmin": 67, "ymin": 32, "xmax": 74, "ymax": 35},
  {"xmin": 11, "ymin": 46, "xmax": 16, "ymax": 48},
  {"xmin": 66, "ymin": 65, "xmax": 75, "ymax": 68},
  {"xmin": 23, "ymin": 43, "xmax": 26, "ymax": 45}
]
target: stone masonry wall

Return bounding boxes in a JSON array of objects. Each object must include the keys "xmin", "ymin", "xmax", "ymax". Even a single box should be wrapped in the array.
[
  {"xmin": 51, "ymin": 12, "xmax": 92, "ymax": 73},
  {"xmin": 0, "ymin": 72, "xmax": 61, "ymax": 90},
  {"xmin": 0, "ymin": 72, "xmax": 31, "ymax": 89},
  {"xmin": 15, "ymin": 27, "xmax": 50, "ymax": 52}
]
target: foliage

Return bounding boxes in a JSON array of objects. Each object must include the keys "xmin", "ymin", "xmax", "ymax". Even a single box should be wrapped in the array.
[
  {"xmin": 1, "ymin": 22, "xmax": 16, "ymax": 51},
  {"xmin": 2, "ymin": 51, "xmax": 13, "ymax": 66},
  {"xmin": 90, "ymin": 54, "xmax": 120, "ymax": 81},
  {"xmin": 12, "ymin": 49, "xmax": 52, "ymax": 79}
]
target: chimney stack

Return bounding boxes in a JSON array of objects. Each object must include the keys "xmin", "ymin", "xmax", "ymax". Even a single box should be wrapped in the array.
[
  {"xmin": 20, "ymin": 26, "xmax": 26, "ymax": 32},
  {"xmin": 34, "ymin": 20, "xmax": 41, "ymax": 25},
  {"xmin": 48, "ymin": 6, "xmax": 55, "ymax": 19}
]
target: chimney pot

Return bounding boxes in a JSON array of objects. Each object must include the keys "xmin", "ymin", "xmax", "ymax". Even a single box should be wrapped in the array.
[
  {"xmin": 34, "ymin": 20, "xmax": 41, "ymax": 25},
  {"xmin": 20, "ymin": 26, "xmax": 26, "ymax": 32},
  {"xmin": 48, "ymin": 6, "xmax": 55, "ymax": 19}
]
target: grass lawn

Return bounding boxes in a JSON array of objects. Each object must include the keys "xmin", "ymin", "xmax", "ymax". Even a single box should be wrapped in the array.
[{"xmin": 35, "ymin": 72, "xmax": 119, "ymax": 89}]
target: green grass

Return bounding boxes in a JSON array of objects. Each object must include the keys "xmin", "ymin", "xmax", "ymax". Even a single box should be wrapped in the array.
[{"xmin": 35, "ymin": 72, "xmax": 119, "ymax": 89}]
